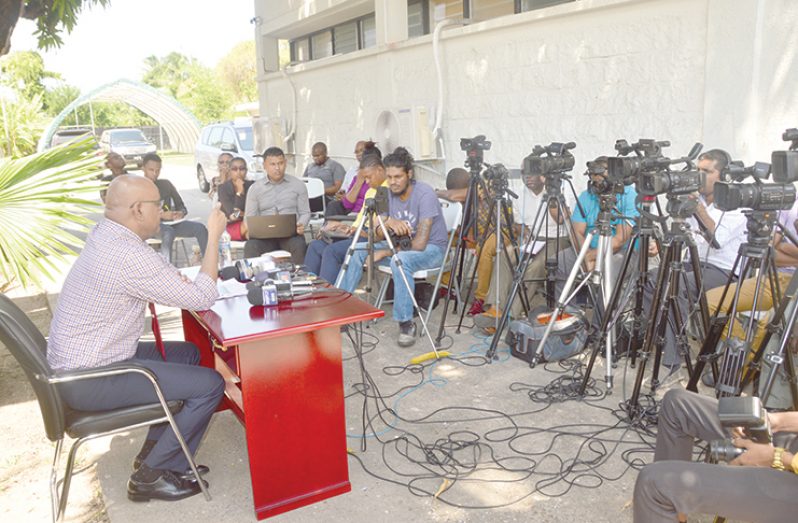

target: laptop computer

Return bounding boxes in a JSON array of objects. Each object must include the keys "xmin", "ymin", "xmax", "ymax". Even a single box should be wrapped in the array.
[{"xmin": 246, "ymin": 215, "xmax": 297, "ymax": 239}]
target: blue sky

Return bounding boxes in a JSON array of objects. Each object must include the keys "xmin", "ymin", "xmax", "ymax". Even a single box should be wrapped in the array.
[{"xmin": 10, "ymin": 0, "xmax": 256, "ymax": 92}]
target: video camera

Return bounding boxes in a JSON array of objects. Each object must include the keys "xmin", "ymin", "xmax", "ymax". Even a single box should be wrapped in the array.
[
  {"xmin": 611, "ymin": 140, "xmax": 704, "ymax": 197},
  {"xmin": 364, "ymin": 185, "xmax": 390, "ymax": 215},
  {"xmin": 708, "ymin": 396, "xmax": 772, "ymax": 463},
  {"xmin": 522, "ymin": 142, "xmax": 576, "ymax": 177},
  {"xmin": 714, "ymin": 155, "xmax": 796, "ymax": 213},
  {"xmin": 460, "ymin": 135, "xmax": 491, "ymax": 171},
  {"xmin": 771, "ymin": 128, "xmax": 798, "ymax": 183},
  {"xmin": 483, "ymin": 162, "xmax": 518, "ymax": 196}
]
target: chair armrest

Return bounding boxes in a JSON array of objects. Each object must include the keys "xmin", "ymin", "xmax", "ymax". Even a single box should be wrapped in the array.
[{"xmin": 43, "ymin": 362, "xmax": 159, "ymax": 386}]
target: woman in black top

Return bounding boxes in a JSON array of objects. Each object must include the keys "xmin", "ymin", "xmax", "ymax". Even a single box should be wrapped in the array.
[{"xmin": 217, "ymin": 157, "xmax": 254, "ymax": 240}]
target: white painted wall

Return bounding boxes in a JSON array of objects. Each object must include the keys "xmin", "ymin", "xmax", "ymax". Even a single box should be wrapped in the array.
[{"xmin": 254, "ymin": 0, "xmax": 798, "ymax": 190}]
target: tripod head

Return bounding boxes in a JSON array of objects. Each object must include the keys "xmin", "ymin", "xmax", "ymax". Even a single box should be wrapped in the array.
[{"xmin": 743, "ymin": 210, "xmax": 779, "ymax": 249}]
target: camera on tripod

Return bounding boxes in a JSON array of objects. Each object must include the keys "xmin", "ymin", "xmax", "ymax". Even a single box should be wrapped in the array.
[
  {"xmin": 708, "ymin": 396, "xmax": 772, "ymax": 463},
  {"xmin": 364, "ymin": 185, "xmax": 390, "ymax": 215},
  {"xmin": 771, "ymin": 128, "xmax": 798, "ymax": 183},
  {"xmin": 612, "ymin": 140, "xmax": 705, "ymax": 197},
  {"xmin": 522, "ymin": 142, "xmax": 576, "ymax": 177},
  {"xmin": 483, "ymin": 163, "xmax": 512, "ymax": 194},
  {"xmin": 608, "ymin": 139, "xmax": 673, "ymax": 189},
  {"xmin": 714, "ymin": 159, "xmax": 796, "ymax": 212}
]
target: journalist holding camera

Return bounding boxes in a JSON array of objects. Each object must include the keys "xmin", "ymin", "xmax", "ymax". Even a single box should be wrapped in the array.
[
  {"xmin": 336, "ymin": 148, "xmax": 448, "ymax": 347},
  {"xmin": 634, "ymin": 388, "xmax": 798, "ymax": 522}
]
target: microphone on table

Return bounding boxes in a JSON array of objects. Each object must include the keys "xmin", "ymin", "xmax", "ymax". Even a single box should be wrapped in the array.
[
  {"xmin": 247, "ymin": 279, "xmax": 316, "ymax": 306},
  {"xmin": 219, "ymin": 256, "xmax": 297, "ymax": 283}
]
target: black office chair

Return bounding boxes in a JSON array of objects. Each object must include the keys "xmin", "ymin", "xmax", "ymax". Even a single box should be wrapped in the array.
[{"xmin": 0, "ymin": 294, "xmax": 210, "ymax": 522}]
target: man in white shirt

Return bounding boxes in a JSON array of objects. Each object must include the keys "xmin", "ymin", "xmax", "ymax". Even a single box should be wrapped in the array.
[
  {"xmin": 474, "ymin": 172, "xmax": 572, "ymax": 330},
  {"xmin": 645, "ymin": 149, "xmax": 747, "ymax": 375}
]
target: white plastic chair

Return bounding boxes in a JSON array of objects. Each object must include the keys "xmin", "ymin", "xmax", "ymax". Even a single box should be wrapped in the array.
[
  {"xmin": 374, "ymin": 199, "xmax": 464, "ymax": 328},
  {"xmin": 302, "ymin": 177, "xmax": 326, "ymax": 236}
]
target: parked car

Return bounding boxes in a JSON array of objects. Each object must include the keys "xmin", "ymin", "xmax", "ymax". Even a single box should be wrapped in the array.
[
  {"xmin": 49, "ymin": 128, "xmax": 99, "ymax": 149},
  {"xmin": 98, "ymin": 128, "xmax": 157, "ymax": 168},
  {"xmin": 194, "ymin": 121, "xmax": 262, "ymax": 193}
]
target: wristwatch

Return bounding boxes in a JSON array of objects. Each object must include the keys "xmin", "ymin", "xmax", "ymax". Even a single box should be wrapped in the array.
[{"xmin": 772, "ymin": 447, "xmax": 786, "ymax": 471}]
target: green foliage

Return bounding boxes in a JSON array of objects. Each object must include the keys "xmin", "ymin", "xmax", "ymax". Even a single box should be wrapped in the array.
[
  {"xmin": 0, "ymin": 94, "xmax": 47, "ymax": 158},
  {"xmin": 26, "ymin": 0, "xmax": 111, "ymax": 51},
  {"xmin": 0, "ymin": 51, "xmax": 61, "ymax": 103},
  {"xmin": 143, "ymin": 53, "xmax": 233, "ymax": 125},
  {"xmin": 0, "ymin": 138, "xmax": 104, "ymax": 288},
  {"xmin": 216, "ymin": 41, "xmax": 257, "ymax": 104}
]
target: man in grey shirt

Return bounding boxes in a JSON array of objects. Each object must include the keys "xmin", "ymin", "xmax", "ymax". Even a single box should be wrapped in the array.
[
  {"xmin": 245, "ymin": 147, "xmax": 310, "ymax": 263},
  {"xmin": 304, "ymin": 142, "xmax": 345, "ymax": 211}
]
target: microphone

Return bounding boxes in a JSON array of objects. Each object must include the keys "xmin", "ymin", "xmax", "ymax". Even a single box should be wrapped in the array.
[{"xmin": 247, "ymin": 279, "xmax": 316, "ymax": 305}]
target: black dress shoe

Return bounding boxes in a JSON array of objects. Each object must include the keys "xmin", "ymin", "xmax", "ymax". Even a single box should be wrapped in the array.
[
  {"xmin": 127, "ymin": 470, "xmax": 204, "ymax": 502},
  {"xmin": 177, "ymin": 465, "xmax": 210, "ymax": 482}
]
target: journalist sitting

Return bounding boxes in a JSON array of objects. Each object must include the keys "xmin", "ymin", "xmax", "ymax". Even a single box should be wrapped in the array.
[
  {"xmin": 703, "ymin": 198, "xmax": 798, "ymax": 363},
  {"xmin": 337, "ymin": 147, "xmax": 448, "ymax": 347},
  {"xmin": 244, "ymin": 146, "xmax": 310, "ymax": 264},
  {"xmin": 325, "ymin": 140, "xmax": 371, "ymax": 217},
  {"xmin": 550, "ymin": 156, "xmax": 641, "ymax": 300},
  {"xmin": 642, "ymin": 149, "xmax": 747, "ymax": 381},
  {"xmin": 47, "ymin": 175, "xmax": 226, "ymax": 502},
  {"xmin": 305, "ymin": 146, "xmax": 386, "ymax": 283},
  {"xmin": 634, "ymin": 388, "xmax": 798, "ymax": 522},
  {"xmin": 217, "ymin": 157, "xmax": 253, "ymax": 240},
  {"xmin": 474, "ymin": 171, "xmax": 573, "ymax": 332},
  {"xmin": 142, "ymin": 153, "xmax": 209, "ymax": 264}
]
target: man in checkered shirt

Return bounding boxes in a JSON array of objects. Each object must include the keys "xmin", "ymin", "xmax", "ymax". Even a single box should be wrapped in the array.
[{"xmin": 48, "ymin": 175, "xmax": 227, "ymax": 502}]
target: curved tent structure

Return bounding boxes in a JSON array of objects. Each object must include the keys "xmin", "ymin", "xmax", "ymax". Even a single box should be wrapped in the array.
[{"xmin": 37, "ymin": 79, "xmax": 201, "ymax": 153}]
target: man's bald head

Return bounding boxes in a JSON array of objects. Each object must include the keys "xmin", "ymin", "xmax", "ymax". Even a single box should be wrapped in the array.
[{"xmin": 105, "ymin": 176, "xmax": 162, "ymax": 239}]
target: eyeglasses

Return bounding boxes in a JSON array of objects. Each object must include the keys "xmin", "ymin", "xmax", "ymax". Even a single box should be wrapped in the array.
[
  {"xmin": 130, "ymin": 199, "xmax": 164, "ymax": 209},
  {"xmin": 230, "ymin": 166, "xmax": 247, "ymax": 171}
]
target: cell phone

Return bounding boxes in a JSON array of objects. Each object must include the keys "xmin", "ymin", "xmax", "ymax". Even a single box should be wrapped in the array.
[{"xmin": 231, "ymin": 210, "xmax": 241, "ymax": 220}]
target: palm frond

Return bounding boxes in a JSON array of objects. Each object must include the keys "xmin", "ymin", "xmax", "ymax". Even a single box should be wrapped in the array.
[{"xmin": 0, "ymin": 138, "xmax": 105, "ymax": 289}]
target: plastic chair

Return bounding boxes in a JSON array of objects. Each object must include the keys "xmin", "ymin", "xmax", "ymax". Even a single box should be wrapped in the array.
[
  {"xmin": 374, "ymin": 199, "xmax": 464, "ymax": 328},
  {"xmin": 0, "ymin": 294, "xmax": 210, "ymax": 522},
  {"xmin": 302, "ymin": 177, "xmax": 326, "ymax": 236}
]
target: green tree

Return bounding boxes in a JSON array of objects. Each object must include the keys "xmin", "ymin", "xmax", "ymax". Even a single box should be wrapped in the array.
[
  {"xmin": 142, "ymin": 52, "xmax": 197, "ymax": 98},
  {"xmin": 0, "ymin": 50, "xmax": 61, "ymax": 103},
  {"xmin": 0, "ymin": 92, "xmax": 47, "ymax": 157},
  {"xmin": 0, "ymin": 138, "xmax": 103, "ymax": 288},
  {"xmin": 1, "ymin": 0, "xmax": 110, "ymax": 56},
  {"xmin": 216, "ymin": 41, "xmax": 257, "ymax": 104}
]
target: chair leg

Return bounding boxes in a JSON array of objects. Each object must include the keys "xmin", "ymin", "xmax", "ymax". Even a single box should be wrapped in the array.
[
  {"xmin": 56, "ymin": 437, "xmax": 86, "ymax": 522},
  {"xmin": 50, "ymin": 439, "xmax": 63, "ymax": 523}
]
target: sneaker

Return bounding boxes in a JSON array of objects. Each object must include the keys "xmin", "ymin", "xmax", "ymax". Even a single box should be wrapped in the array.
[
  {"xmin": 474, "ymin": 306, "xmax": 502, "ymax": 334},
  {"xmin": 398, "ymin": 321, "xmax": 417, "ymax": 347},
  {"xmin": 467, "ymin": 299, "xmax": 485, "ymax": 316}
]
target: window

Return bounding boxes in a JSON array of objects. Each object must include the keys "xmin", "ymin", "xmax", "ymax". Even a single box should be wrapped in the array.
[
  {"xmin": 311, "ymin": 31, "xmax": 333, "ymax": 59},
  {"xmin": 431, "ymin": 0, "xmax": 464, "ymax": 24},
  {"xmin": 290, "ymin": 38, "xmax": 310, "ymax": 63},
  {"xmin": 220, "ymin": 128, "xmax": 236, "ymax": 150},
  {"xmin": 470, "ymin": 0, "xmax": 515, "ymax": 21},
  {"xmin": 520, "ymin": 0, "xmax": 575, "ymax": 12},
  {"xmin": 408, "ymin": 0, "xmax": 428, "ymax": 38},
  {"xmin": 334, "ymin": 21, "xmax": 358, "ymax": 54},
  {"xmin": 208, "ymin": 127, "xmax": 223, "ymax": 148},
  {"xmin": 360, "ymin": 15, "xmax": 376, "ymax": 49}
]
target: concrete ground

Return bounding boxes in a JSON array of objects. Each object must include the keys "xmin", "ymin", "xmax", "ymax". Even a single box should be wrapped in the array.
[{"xmin": 0, "ymin": 155, "xmax": 720, "ymax": 522}]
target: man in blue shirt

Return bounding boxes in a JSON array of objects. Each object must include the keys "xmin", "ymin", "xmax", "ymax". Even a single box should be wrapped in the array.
[{"xmin": 550, "ymin": 156, "xmax": 640, "ymax": 300}]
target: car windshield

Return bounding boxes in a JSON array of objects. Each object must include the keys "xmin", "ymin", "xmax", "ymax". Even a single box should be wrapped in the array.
[
  {"xmin": 110, "ymin": 130, "xmax": 147, "ymax": 144},
  {"xmin": 235, "ymin": 127, "xmax": 254, "ymax": 151}
]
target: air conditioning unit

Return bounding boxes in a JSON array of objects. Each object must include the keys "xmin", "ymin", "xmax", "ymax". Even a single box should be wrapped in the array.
[{"xmin": 374, "ymin": 106, "xmax": 436, "ymax": 159}]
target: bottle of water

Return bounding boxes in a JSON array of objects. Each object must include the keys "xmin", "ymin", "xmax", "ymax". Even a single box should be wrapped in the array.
[{"xmin": 219, "ymin": 230, "xmax": 232, "ymax": 269}]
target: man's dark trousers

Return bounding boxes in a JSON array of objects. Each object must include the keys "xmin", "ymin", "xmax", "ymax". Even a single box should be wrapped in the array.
[
  {"xmin": 59, "ymin": 341, "xmax": 224, "ymax": 472},
  {"xmin": 244, "ymin": 234, "xmax": 307, "ymax": 264}
]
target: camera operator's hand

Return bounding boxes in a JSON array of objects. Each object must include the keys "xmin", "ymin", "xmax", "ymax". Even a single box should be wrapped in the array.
[
  {"xmin": 385, "ymin": 217, "xmax": 412, "ymax": 236},
  {"xmin": 729, "ymin": 438, "xmax": 775, "ymax": 467}
]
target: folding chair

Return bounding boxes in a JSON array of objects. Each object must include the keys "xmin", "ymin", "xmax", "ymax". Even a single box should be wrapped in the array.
[
  {"xmin": 302, "ymin": 177, "xmax": 326, "ymax": 237},
  {"xmin": 374, "ymin": 199, "xmax": 464, "ymax": 328}
]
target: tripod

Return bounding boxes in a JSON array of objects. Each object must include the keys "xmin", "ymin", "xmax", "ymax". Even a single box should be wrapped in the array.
[
  {"xmin": 686, "ymin": 211, "xmax": 783, "ymax": 397},
  {"xmin": 578, "ymin": 194, "xmax": 663, "ymax": 393},
  {"xmin": 335, "ymin": 197, "xmax": 444, "ymax": 357},
  {"xmin": 626, "ymin": 196, "xmax": 711, "ymax": 416},
  {"xmin": 434, "ymin": 152, "xmax": 518, "ymax": 345},
  {"xmin": 483, "ymin": 171, "xmax": 585, "ymax": 361},
  {"xmin": 521, "ymin": 191, "xmax": 624, "ymax": 370}
]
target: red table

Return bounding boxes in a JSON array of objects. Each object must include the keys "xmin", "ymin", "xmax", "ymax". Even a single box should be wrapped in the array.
[{"xmin": 181, "ymin": 289, "xmax": 383, "ymax": 520}]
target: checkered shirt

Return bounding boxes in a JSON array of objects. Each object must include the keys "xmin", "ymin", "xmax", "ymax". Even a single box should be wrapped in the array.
[{"xmin": 47, "ymin": 219, "xmax": 218, "ymax": 371}]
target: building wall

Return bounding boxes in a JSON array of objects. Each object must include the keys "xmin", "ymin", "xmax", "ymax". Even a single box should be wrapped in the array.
[{"xmin": 254, "ymin": 0, "xmax": 798, "ymax": 189}]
